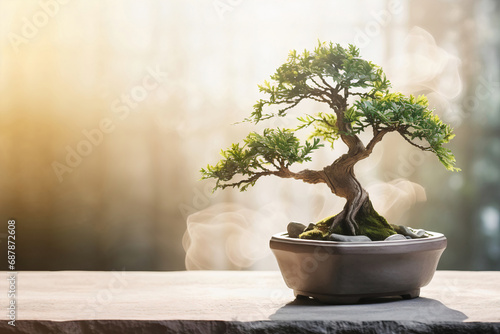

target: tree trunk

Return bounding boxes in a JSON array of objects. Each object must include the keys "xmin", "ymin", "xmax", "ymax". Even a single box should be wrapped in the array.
[
  {"xmin": 322, "ymin": 158, "xmax": 367, "ymax": 235},
  {"xmin": 297, "ymin": 103, "xmax": 395, "ymax": 240},
  {"xmin": 320, "ymin": 155, "xmax": 395, "ymax": 240}
]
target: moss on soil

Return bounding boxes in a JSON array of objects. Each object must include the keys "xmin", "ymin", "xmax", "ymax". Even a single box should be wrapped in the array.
[{"xmin": 299, "ymin": 200, "xmax": 396, "ymax": 241}]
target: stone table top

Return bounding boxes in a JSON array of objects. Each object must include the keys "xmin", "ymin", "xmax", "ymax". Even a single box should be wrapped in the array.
[{"xmin": 1, "ymin": 270, "xmax": 499, "ymax": 333}]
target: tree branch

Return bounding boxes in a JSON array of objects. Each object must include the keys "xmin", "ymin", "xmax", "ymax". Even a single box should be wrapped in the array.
[
  {"xmin": 277, "ymin": 98, "xmax": 303, "ymax": 116},
  {"xmin": 276, "ymin": 167, "xmax": 327, "ymax": 185},
  {"xmin": 309, "ymin": 89, "xmax": 332, "ymax": 104},
  {"xmin": 398, "ymin": 130, "xmax": 433, "ymax": 151},
  {"xmin": 318, "ymin": 74, "xmax": 335, "ymax": 91},
  {"xmin": 218, "ymin": 171, "xmax": 274, "ymax": 190},
  {"xmin": 365, "ymin": 128, "xmax": 393, "ymax": 154},
  {"xmin": 309, "ymin": 77, "xmax": 328, "ymax": 91},
  {"xmin": 217, "ymin": 167, "xmax": 327, "ymax": 190},
  {"xmin": 347, "ymin": 127, "xmax": 395, "ymax": 163},
  {"xmin": 308, "ymin": 95, "xmax": 326, "ymax": 103},
  {"xmin": 350, "ymin": 91, "xmax": 374, "ymax": 98}
]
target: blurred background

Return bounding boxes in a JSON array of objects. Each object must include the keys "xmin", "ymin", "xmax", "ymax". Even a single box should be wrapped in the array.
[{"xmin": 0, "ymin": 0, "xmax": 499, "ymax": 271}]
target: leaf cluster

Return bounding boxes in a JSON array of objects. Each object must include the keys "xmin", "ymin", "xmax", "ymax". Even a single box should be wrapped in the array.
[
  {"xmin": 297, "ymin": 112, "xmax": 340, "ymax": 148},
  {"xmin": 352, "ymin": 93, "xmax": 460, "ymax": 171},
  {"xmin": 249, "ymin": 41, "xmax": 390, "ymax": 123},
  {"xmin": 201, "ymin": 128, "xmax": 323, "ymax": 191}
]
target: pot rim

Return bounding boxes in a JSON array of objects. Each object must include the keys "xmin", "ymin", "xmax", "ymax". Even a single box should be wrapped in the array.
[{"xmin": 271, "ymin": 230, "xmax": 446, "ymax": 248}]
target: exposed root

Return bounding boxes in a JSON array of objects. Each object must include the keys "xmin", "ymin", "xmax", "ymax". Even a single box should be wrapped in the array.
[{"xmin": 302, "ymin": 198, "xmax": 396, "ymax": 241}]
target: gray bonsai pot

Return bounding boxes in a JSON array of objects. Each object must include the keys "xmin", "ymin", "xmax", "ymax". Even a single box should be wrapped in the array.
[{"xmin": 270, "ymin": 231, "xmax": 446, "ymax": 304}]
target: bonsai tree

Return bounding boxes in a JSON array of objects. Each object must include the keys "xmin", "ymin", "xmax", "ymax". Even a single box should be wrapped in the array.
[{"xmin": 201, "ymin": 42, "xmax": 459, "ymax": 241}]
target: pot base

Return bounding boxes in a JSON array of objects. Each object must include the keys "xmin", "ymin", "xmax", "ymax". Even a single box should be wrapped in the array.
[{"xmin": 294, "ymin": 288, "xmax": 420, "ymax": 304}]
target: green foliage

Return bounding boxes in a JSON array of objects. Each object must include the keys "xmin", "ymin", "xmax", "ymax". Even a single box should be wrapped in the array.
[
  {"xmin": 201, "ymin": 128, "xmax": 323, "ymax": 191},
  {"xmin": 353, "ymin": 93, "xmax": 460, "ymax": 171},
  {"xmin": 248, "ymin": 41, "xmax": 390, "ymax": 123},
  {"xmin": 247, "ymin": 129, "xmax": 323, "ymax": 164},
  {"xmin": 296, "ymin": 112, "xmax": 340, "ymax": 148},
  {"xmin": 203, "ymin": 40, "xmax": 459, "ymax": 195},
  {"xmin": 352, "ymin": 92, "xmax": 429, "ymax": 129}
]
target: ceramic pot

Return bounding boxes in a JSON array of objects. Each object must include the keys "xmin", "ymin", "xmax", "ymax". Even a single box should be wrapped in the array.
[{"xmin": 270, "ymin": 231, "xmax": 446, "ymax": 304}]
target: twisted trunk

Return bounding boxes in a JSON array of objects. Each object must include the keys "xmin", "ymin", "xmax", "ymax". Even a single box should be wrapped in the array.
[
  {"xmin": 316, "ymin": 154, "xmax": 395, "ymax": 240},
  {"xmin": 322, "ymin": 159, "xmax": 368, "ymax": 235},
  {"xmin": 313, "ymin": 100, "xmax": 395, "ymax": 239}
]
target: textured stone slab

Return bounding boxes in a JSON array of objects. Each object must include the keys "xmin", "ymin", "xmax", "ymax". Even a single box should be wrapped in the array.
[{"xmin": 0, "ymin": 271, "xmax": 499, "ymax": 333}]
